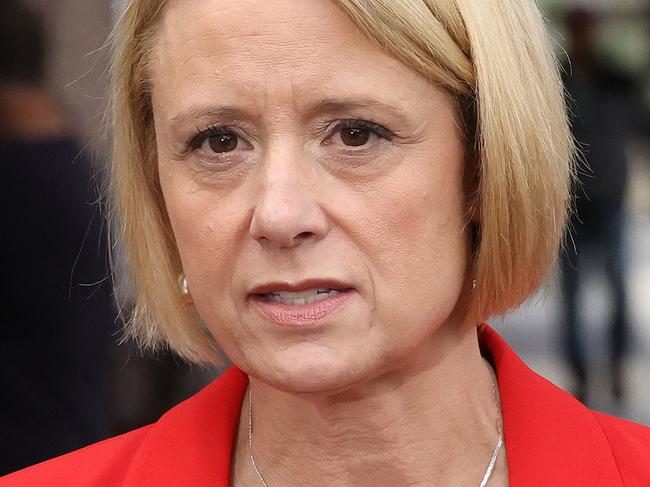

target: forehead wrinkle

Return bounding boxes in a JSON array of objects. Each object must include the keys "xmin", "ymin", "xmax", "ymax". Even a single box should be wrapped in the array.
[
  {"xmin": 151, "ymin": 0, "xmax": 437, "ymax": 133},
  {"xmin": 154, "ymin": 0, "xmax": 368, "ymax": 78},
  {"xmin": 159, "ymin": 0, "xmax": 330, "ymax": 59},
  {"xmin": 152, "ymin": 28, "xmax": 326, "ymax": 105}
]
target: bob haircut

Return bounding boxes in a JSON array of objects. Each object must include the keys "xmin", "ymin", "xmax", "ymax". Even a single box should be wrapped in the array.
[{"xmin": 109, "ymin": 0, "xmax": 573, "ymax": 364}]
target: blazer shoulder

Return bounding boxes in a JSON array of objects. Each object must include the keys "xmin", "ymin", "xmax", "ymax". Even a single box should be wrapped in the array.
[
  {"xmin": 0, "ymin": 425, "xmax": 152, "ymax": 487},
  {"xmin": 592, "ymin": 411, "xmax": 650, "ymax": 486}
]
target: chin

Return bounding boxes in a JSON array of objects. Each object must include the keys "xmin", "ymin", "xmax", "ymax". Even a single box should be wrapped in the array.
[{"xmin": 258, "ymin": 344, "xmax": 370, "ymax": 395}]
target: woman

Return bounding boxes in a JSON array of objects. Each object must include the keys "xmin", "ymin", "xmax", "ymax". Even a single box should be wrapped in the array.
[{"xmin": 3, "ymin": 0, "xmax": 649, "ymax": 485}]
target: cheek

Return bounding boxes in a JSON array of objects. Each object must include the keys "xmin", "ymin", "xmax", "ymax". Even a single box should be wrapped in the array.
[
  {"xmin": 357, "ymin": 163, "xmax": 466, "ymax": 286},
  {"xmin": 391, "ymin": 184, "xmax": 465, "ymax": 286},
  {"xmin": 339, "ymin": 148, "xmax": 469, "ymax": 326},
  {"xmin": 158, "ymin": 170, "xmax": 242, "ymax": 304}
]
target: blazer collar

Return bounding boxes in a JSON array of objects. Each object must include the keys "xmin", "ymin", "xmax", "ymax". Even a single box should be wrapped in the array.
[
  {"xmin": 122, "ymin": 366, "xmax": 248, "ymax": 486},
  {"xmin": 479, "ymin": 325, "xmax": 622, "ymax": 486},
  {"xmin": 124, "ymin": 326, "xmax": 622, "ymax": 486}
]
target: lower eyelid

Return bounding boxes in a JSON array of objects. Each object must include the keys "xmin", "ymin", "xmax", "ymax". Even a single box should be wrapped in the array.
[
  {"xmin": 195, "ymin": 142, "xmax": 256, "ymax": 163},
  {"xmin": 193, "ymin": 155, "xmax": 242, "ymax": 170}
]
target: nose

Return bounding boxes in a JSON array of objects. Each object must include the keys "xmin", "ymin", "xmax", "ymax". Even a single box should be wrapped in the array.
[{"xmin": 249, "ymin": 152, "xmax": 329, "ymax": 249}]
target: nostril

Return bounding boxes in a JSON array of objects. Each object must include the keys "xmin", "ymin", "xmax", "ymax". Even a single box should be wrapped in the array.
[{"xmin": 295, "ymin": 231, "xmax": 314, "ymax": 241}]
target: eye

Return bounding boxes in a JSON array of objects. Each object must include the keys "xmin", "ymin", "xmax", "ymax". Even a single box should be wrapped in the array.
[
  {"xmin": 186, "ymin": 125, "xmax": 253, "ymax": 160},
  {"xmin": 328, "ymin": 120, "xmax": 393, "ymax": 148},
  {"xmin": 201, "ymin": 128, "xmax": 239, "ymax": 154},
  {"xmin": 340, "ymin": 126, "xmax": 371, "ymax": 147}
]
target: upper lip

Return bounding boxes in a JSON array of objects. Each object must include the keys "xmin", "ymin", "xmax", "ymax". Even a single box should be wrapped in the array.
[{"xmin": 249, "ymin": 279, "xmax": 352, "ymax": 296}]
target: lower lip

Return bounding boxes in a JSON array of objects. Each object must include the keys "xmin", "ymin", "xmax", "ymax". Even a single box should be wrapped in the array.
[{"xmin": 250, "ymin": 290, "xmax": 353, "ymax": 327}]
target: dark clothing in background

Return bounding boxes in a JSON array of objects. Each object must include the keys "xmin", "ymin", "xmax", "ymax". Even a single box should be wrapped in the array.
[
  {"xmin": 561, "ymin": 200, "xmax": 627, "ymax": 382},
  {"xmin": 0, "ymin": 137, "xmax": 114, "ymax": 474},
  {"xmin": 562, "ymin": 62, "xmax": 646, "ymax": 399},
  {"xmin": 567, "ymin": 64, "xmax": 642, "ymax": 204}
]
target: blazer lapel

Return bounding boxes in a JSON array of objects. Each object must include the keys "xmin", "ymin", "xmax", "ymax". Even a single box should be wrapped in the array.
[
  {"xmin": 480, "ymin": 325, "xmax": 623, "ymax": 487},
  {"xmin": 122, "ymin": 367, "xmax": 248, "ymax": 487}
]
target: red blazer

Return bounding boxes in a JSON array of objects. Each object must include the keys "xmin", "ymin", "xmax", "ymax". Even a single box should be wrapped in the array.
[{"xmin": 3, "ymin": 325, "xmax": 650, "ymax": 486}]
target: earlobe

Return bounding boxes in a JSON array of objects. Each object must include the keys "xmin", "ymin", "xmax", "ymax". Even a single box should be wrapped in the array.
[{"xmin": 178, "ymin": 273, "xmax": 194, "ymax": 308}]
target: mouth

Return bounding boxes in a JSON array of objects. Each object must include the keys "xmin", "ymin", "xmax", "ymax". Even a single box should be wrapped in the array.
[
  {"xmin": 256, "ymin": 288, "xmax": 344, "ymax": 306},
  {"xmin": 248, "ymin": 280, "xmax": 355, "ymax": 326},
  {"xmin": 249, "ymin": 279, "xmax": 352, "ymax": 300}
]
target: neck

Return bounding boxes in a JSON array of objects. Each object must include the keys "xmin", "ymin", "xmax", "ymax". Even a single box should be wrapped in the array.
[{"xmin": 232, "ymin": 323, "xmax": 507, "ymax": 486}]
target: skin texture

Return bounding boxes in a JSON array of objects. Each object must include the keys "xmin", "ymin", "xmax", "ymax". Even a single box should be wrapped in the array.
[{"xmin": 151, "ymin": 0, "xmax": 507, "ymax": 485}]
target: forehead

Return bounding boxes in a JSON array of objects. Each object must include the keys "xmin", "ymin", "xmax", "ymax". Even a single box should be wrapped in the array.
[{"xmin": 150, "ymin": 0, "xmax": 432, "ymax": 116}]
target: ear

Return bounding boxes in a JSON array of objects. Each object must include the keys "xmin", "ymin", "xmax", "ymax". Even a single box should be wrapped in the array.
[{"xmin": 178, "ymin": 273, "xmax": 194, "ymax": 308}]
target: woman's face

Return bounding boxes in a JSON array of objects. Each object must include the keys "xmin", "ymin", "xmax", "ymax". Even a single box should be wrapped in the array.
[{"xmin": 152, "ymin": 0, "xmax": 471, "ymax": 392}]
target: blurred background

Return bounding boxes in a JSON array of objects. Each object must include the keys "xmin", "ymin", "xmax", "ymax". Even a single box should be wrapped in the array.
[
  {"xmin": 498, "ymin": 0, "xmax": 650, "ymax": 424},
  {"xmin": 0, "ymin": 0, "xmax": 648, "ymax": 475}
]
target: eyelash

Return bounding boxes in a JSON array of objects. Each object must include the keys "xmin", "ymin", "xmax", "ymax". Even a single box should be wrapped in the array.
[
  {"xmin": 324, "ymin": 119, "xmax": 394, "ymax": 143},
  {"xmin": 184, "ymin": 119, "xmax": 395, "ymax": 156},
  {"xmin": 187, "ymin": 124, "xmax": 239, "ymax": 152}
]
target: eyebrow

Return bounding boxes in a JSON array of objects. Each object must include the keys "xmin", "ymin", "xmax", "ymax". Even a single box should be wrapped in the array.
[
  {"xmin": 304, "ymin": 98, "xmax": 411, "ymax": 124},
  {"xmin": 170, "ymin": 106, "xmax": 253, "ymax": 129},
  {"xmin": 168, "ymin": 97, "xmax": 411, "ymax": 130}
]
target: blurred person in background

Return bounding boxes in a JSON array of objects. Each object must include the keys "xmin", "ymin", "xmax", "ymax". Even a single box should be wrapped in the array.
[
  {"xmin": 0, "ymin": 0, "xmax": 115, "ymax": 474},
  {"xmin": 562, "ymin": 5, "xmax": 649, "ymax": 404}
]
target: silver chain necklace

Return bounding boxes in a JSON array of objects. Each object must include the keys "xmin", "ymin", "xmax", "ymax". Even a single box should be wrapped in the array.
[{"xmin": 248, "ymin": 381, "xmax": 503, "ymax": 487}]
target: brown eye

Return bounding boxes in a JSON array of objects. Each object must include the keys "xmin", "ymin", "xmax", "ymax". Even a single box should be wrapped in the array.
[
  {"xmin": 206, "ymin": 131, "xmax": 238, "ymax": 153},
  {"xmin": 340, "ymin": 127, "xmax": 371, "ymax": 147}
]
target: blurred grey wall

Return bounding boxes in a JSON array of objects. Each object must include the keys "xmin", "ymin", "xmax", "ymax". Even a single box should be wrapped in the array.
[{"xmin": 39, "ymin": 0, "xmax": 114, "ymax": 157}]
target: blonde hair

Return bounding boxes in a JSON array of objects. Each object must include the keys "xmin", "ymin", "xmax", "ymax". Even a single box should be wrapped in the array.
[{"xmin": 110, "ymin": 0, "xmax": 573, "ymax": 363}]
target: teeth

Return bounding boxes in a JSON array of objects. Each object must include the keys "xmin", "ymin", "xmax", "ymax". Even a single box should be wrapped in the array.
[{"xmin": 264, "ymin": 288, "xmax": 340, "ymax": 305}]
